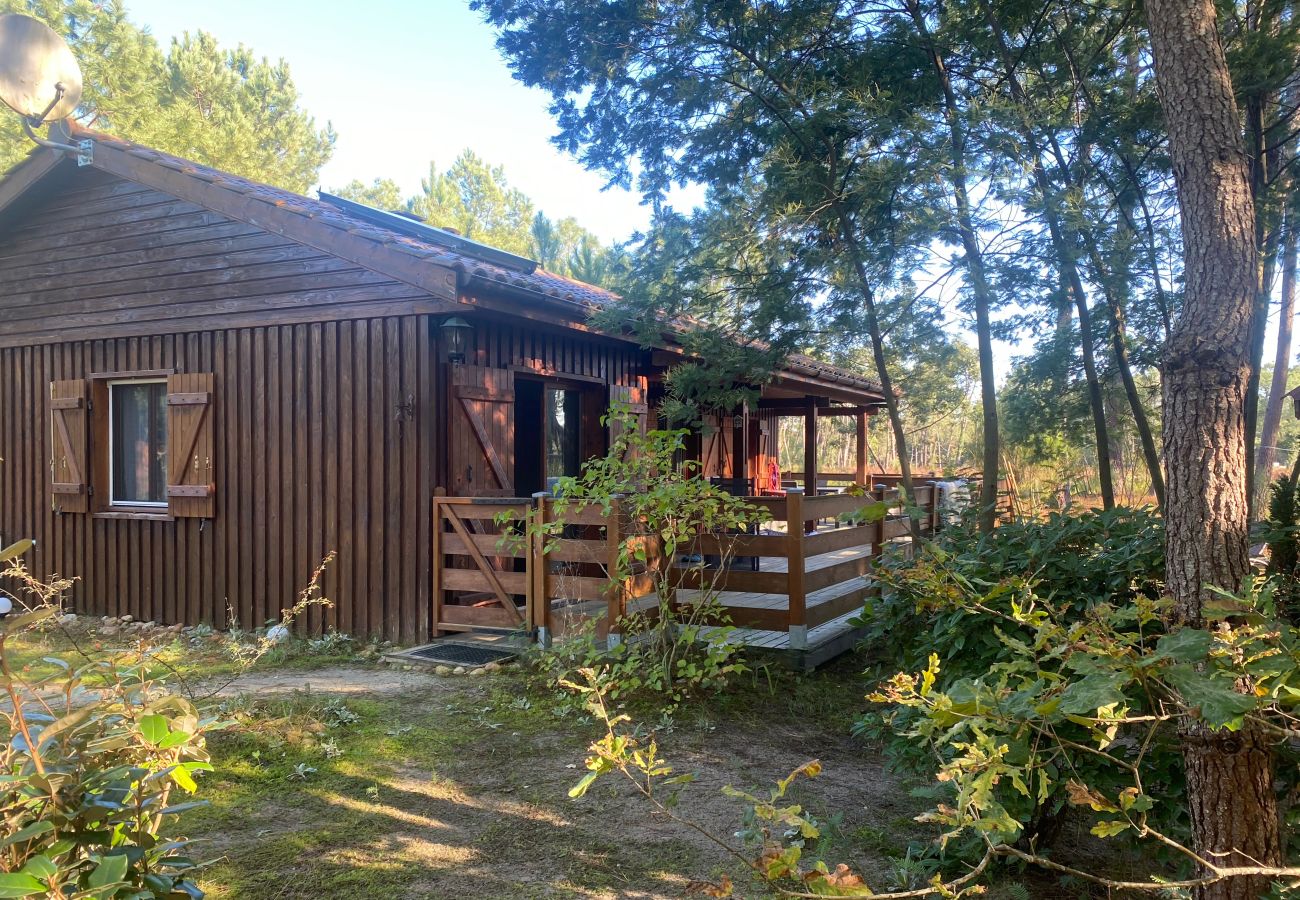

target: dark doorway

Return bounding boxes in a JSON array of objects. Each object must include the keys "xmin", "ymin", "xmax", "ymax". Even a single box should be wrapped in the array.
[
  {"xmin": 513, "ymin": 376, "xmax": 606, "ymax": 496},
  {"xmin": 515, "ymin": 378, "xmax": 544, "ymax": 496}
]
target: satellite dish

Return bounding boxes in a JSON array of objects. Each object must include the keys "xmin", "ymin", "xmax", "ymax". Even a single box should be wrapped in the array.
[
  {"xmin": 0, "ymin": 14, "xmax": 90, "ymax": 164},
  {"xmin": 0, "ymin": 14, "xmax": 81, "ymax": 124}
]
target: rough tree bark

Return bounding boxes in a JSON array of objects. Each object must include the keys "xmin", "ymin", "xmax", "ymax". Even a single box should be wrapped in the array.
[
  {"xmin": 1255, "ymin": 222, "xmax": 1298, "ymax": 508},
  {"xmin": 1144, "ymin": 0, "xmax": 1283, "ymax": 896}
]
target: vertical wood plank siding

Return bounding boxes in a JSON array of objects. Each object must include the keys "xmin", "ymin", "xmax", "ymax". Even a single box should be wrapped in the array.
[
  {"xmin": 0, "ymin": 322, "xmax": 437, "ymax": 644},
  {"xmin": 0, "ymin": 168, "xmax": 651, "ymax": 642}
]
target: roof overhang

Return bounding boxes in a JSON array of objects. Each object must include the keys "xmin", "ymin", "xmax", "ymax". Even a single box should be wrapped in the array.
[{"xmin": 0, "ymin": 129, "xmax": 889, "ymax": 407}]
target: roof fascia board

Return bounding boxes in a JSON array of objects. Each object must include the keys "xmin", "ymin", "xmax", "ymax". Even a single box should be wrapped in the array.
[
  {"xmin": 767, "ymin": 370, "xmax": 885, "ymax": 405},
  {"xmin": 0, "ymin": 148, "xmax": 65, "ymax": 222},
  {"xmin": 461, "ymin": 273, "xmax": 626, "ymax": 336}
]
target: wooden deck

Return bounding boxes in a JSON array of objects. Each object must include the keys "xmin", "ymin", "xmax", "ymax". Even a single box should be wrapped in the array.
[
  {"xmin": 431, "ymin": 485, "xmax": 940, "ymax": 670},
  {"xmin": 678, "ymin": 543, "xmax": 880, "ymax": 669}
]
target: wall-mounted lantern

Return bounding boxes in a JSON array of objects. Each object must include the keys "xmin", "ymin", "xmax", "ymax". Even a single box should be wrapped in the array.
[{"xmin": 441, "ymin": 316, "xmax": 474, "ymax": 364}]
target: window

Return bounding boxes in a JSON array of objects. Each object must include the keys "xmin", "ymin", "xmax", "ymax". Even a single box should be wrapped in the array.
[
  {"xmin": 108, "ymin": 380, "xmax": 168, "ymax": 507},
  {"xmin": 49, "ymin": 371, "xmax": 214, "ymax": 519},
  {"xmin": 545, "ymin": 387, "xmax": 581, "ymax": 485}
]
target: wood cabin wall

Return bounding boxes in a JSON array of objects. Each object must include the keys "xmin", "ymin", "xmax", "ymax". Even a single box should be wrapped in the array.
[
  {"xmin": 0, "ymin": 168, "xmax": 451, "ymax": 346},
  {"xmin": 0, "ymin": 321, "xmax": 437, "ymax": 645},
  {"xmin": 0, "ymin": 167, "xmax": 450, "ymax": 643},
  {"xmin": 0, "ymin": 165, "xmax": 656, "ymax": 643},
  {"xmin": 436, "ymin": 310, "xmax": 651, "ymax": 496}
]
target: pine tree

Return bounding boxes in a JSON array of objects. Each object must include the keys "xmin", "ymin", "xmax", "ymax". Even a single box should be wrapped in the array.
[{"xmin": 0, "ymin": 2, "xmax": 334, "ymax": 191}]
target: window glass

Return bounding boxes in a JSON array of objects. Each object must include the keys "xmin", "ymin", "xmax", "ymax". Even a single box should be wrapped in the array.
[
  {"xmin": 545, "ymin": 387, "xmax": 581, "ymax": 485},
  {"xmin": 111, "ymin": 381, "xmax": 168, "ymax": 505}
]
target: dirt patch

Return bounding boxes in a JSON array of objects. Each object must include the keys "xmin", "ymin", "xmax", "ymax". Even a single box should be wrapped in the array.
[
  {"xmin": 180, "ymin": 659, "xmax": 1119, "ymax": 899},
  {"xmin": 194, "ymin": 663, "xmax": 467, "ymax": 698}
]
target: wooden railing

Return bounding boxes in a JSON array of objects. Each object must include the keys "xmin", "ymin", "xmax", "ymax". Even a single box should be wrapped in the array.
[
  {"xmin": 432, "ymin": 483, "xmax": 942, "ymax": 649},
  {"xmin": 674, "ymin": 485, "xmax": 940, "ymax": 649},
  {"xmin": 432, "ymin": 495, "xmax": 656, "ymax": 641}
]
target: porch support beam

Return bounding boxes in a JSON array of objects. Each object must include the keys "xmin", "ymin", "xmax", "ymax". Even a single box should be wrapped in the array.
[
  {"xmin": 856, "ymin": 410, "xmax": 868, "ymax": 484},
  {"xmin": 804, "ymin": 400, "xmax": 818, "ymax": 495}
]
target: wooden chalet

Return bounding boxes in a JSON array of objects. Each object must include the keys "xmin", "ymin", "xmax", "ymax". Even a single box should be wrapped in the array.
[{"xmin": 0, "ymin": 125, "xmax": 941, "ymax": 658}]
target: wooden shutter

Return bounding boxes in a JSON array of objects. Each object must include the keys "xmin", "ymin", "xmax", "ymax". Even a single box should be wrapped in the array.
[
  {"xmin": 449, "ymin": 365, "xmax": 515, "ymax": 496},
  {"xmin": 166, "ymin": 373, "xmax": 216, "ymax": 518},
  {"xmin": 49, "ymin": 380, "xmax": 89, "ymax": 513},
  {"xmin": 700, "ymin": 414, "xmax": 735, "ymax": 478},
  {"xmin": 608, "ymin": 378, "xmax": 649, "ymax": 459}
]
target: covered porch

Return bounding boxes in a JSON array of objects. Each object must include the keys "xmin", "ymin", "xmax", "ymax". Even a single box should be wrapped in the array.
[
  {"xmin": 431, "ymin": 339, "xmax": 930, "ymax": 666},
  {"xmin": 430, "ymin": 482, "xmax": 942, "ymax": 667}
]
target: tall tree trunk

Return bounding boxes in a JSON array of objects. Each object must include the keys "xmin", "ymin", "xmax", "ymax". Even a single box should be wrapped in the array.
[
  {"xmin": 906, "ymin": 0, "xmax": 1000, "ymax": 532},
  {"xmin": 1243, "ymin": 0, "xmax": 1285, "ymax": 516},
  {"xmin": 1027, "ymin": 50, "xmax": 1166, "ymax": 506},
  {"xmin": 1083, "ymin": 239, "xmax": 1166, "ymax": 507},
  {"xmin": 1063, "ymin": 258, "xmax": 1117, "ymax": 509},
  {"xmin": 981, "ymin": 4, "xmax": 1115, "ymax": 508},
  {"xmin": 1144, "ymin": 1, "xmax": 1283, "ymax": 897},
  {"xmin": 834, "ymin": 208, "xmax": 918, "ymax": 537},
  {"xmin": 1256, "ymin": 221, "xmax": 1299, "ymax": 506}
]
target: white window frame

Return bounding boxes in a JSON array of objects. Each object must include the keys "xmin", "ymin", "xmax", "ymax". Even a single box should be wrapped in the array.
[{"xmin": 107, "ymin": 378, "xmax": 169, "ymax": 509}]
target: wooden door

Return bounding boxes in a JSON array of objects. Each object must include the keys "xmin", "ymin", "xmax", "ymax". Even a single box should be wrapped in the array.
[
  {"xmin": 448, "ymin": 364, "xmax": 515, "ymax": 497},
  {"xmin": 700, "ymin": 414, "xmax": 735, "ymax": 478},
  {"xmin": 608, "ymin": 379, "xmax": 649, "ymax": 459}
]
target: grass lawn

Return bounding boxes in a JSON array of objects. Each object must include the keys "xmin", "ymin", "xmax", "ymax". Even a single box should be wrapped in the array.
[{"xmin": 7, "ymin": 626, "xmax": 1105, "ymax": 899}]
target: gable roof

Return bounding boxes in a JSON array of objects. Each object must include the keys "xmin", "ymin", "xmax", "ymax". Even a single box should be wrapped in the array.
[
  {"xmin": 1, "ymin": 124, "xmax": 886, "ymax": 403},
  {"xmin": 62, "ymin": 122, "xmax": 626, "ymax": 312}
]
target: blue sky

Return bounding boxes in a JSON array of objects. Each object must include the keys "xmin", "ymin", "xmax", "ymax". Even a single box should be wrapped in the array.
[
  {"xmin": 125, "ymin": 0, "xmax": 662, "ymax": 245},
  {"xmin": 123, "ymin": 1, "xmax": 1291, "ymax": 394}
]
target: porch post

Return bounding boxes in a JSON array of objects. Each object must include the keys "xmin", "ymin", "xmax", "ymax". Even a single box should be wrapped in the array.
[
  {"xmin": 531, "ymin": 491, "xmax": 551, "ymax": 647},
  {"xmin": 855, "ymin": 410, "xmax": 868, "ymax": 484},
  {"xmin": 786, "ymin": 488, "xmax": 807, "ymax": 650},
  {"xmin": 605, "ymin": 495, "xmax": 623, "ymax": 649},
  {"xmin": 803, "ymin": 401, "xmax": 817, "ymax": 495}
]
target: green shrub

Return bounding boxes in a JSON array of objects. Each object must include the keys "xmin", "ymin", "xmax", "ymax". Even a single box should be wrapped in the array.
[
  {"xmin": 1264, "ymin": 474, "xmax": 1300, "ymax": 620},
  {"xmin": 858, "ymin": 507, "xmax": 1164, "ymax": 680},
  {"xmin": 526, "ymin": 599, "xmax": 748, "ymax": 717},
  {"xmin": 1, "ymin": 542, "xmax": 218, "ymax": 899},
  {"xmin": 856, "ymin": 508, "xmax": 1174, "ymax": 854},
  {"xmin": 519, "ymin": 406, "xmax": 757, "ymax": 712}
]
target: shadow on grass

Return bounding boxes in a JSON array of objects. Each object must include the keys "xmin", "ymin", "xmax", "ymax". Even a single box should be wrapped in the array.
[{"xmin": 187, "ymin": 689, "xmax": 714, "ymax": 900}]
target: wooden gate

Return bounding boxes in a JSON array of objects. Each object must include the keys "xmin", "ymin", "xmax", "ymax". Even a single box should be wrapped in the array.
[
  {"xmin": 432, "ymin": 495, "xmax": 657, "ymax": 639},
  {"xmin": 432, "ymin": 497, "xmax": 532, "ymax": 632}
]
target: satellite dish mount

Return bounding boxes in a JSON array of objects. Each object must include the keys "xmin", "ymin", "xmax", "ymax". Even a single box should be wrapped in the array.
[{"xmin": 0, "ymin": 14, "xmax": 92, "ymax": 165}]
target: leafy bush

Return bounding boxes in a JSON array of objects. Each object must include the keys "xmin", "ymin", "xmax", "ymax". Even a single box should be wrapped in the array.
[
  {"xmin": 857, "ymin": 508, "xmax": 1170, "ymax": 852},
  {"xmin": 0, "ymin": 541, "xmax": 218, "ymax": 899},
  {"xmin": 859, "ymin": 507, "xmax": 1164, "ymax": 680},
  {"xmin": 526, "ymin": 602, "xmax": 747, "ymax": 716},
  {"xmin": 857, "ymin": 508, "xmax": 1300, "ymax": 891},
  {"xmin": 519, "ymin": 406, "xmax": 757, "ymax": 712},
  {"xmin": 1264, "ymin": 473, "xmax": 1300, "ymax": 620},
  {"xmin": 869, "ymin": 574, "xmax": 1300, "ymax": 889}
]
